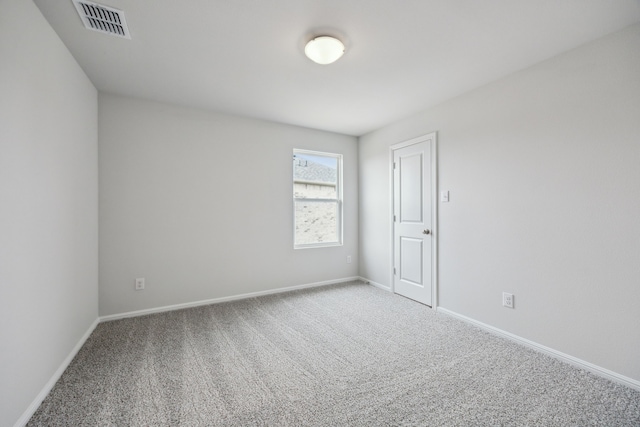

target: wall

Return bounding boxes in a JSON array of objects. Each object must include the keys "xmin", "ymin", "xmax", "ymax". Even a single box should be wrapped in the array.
[
  {"xmin": 0, "ymin": 1, "xmax": 99, "ymax": 426},
  {"xmin": 359, "ymin": 24, "xmax": 640, "ymax": 382},
  {"xmin": 99, "ymin": 94, "xmax": 358, "ymax": 316}
]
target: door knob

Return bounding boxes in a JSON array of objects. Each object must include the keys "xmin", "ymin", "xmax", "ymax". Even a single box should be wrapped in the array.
[{"xmin": 423, "ymin": 229, "xmax": 430, "ymax": 235}]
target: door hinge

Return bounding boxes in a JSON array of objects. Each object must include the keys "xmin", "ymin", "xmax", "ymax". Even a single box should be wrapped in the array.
[
  {"xmin": 393, "ymin": 215, "xmax": 396, "ymax": 222},
  {"xmin": 394, "ymin": 267, "xmax": 396, "ymax": 275}
]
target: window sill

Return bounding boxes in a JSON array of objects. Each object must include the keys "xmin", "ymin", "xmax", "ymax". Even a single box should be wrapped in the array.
[{"xmin": 294, "ymin": 242, "xmax": 343, "ymax": 250}]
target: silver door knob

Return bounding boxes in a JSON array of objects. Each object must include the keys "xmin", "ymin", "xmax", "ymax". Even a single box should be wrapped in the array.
[{"xmin": 423, "ymin": 229, "xmax": 430, "ymax": 235}]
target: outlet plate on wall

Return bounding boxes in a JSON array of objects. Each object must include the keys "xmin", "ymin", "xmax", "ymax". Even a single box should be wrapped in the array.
[
  {"xmin": 503, "ymin": 292, "xmax": 514, "ymax": 308},
  {"xmin": 135, "ymin": 278, "xmax": 145, "ymax": 291}
]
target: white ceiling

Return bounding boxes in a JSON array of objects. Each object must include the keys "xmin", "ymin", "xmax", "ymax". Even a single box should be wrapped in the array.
[{"xmin": 34, "ymin": 0, "xmax": 640, "ymax": 136}]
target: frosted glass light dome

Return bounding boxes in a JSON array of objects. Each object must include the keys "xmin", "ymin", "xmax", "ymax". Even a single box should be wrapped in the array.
[{"xmin": 304, "ymin": 36, "xmax": 345, "ymax": 65}]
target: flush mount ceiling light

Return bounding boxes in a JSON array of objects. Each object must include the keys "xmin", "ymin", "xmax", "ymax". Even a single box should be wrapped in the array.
[{"xmin": 304, "ymin": 36, "xmax": 345, "ymax": 65}]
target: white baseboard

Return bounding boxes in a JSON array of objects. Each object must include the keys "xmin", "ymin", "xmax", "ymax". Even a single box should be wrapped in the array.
[
  {"xmin": 100, "ymin": 277, "xmax": 362, "ymax": 322},
  {"xmin": 359, "ymin": 277, "xmax": 391, "ymax": 292},
  {"xmin": 437, "ymin": 307, "xmax": 640, "ymax": 392},
  {"xmin": 14, "ymin": 317, "xmax": 99, "ymax": 427}
]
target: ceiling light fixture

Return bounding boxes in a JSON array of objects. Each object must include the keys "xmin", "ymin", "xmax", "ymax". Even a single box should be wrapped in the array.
[{"xmin": 304, "ymin": 36, "xmax": 345, "ymax": 65}]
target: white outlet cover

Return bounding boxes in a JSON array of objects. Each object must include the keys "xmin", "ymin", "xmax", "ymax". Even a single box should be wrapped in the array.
[{"xmin": 503, "ymin": 292, "xmax": 514, "ymax": 308}]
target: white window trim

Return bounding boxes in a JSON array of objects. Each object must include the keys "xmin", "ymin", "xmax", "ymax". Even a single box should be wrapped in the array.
[{"xmin": 293, "ymin": 149, "xmax": 343, "ymax": 249}]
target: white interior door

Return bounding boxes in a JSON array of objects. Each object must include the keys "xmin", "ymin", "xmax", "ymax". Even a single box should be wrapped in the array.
[{"xmin": 393, "ymin": 137, "xmax": 433, "ymax": 306}]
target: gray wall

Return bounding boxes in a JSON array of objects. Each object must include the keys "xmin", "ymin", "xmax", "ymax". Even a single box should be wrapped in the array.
[
  {"xmin": 0, "ymin": 1, "xmax": 99, "ymax": 426},
  {"xmin": 99, "ymin": 94, "xmax": 358, "ymax": 316},
  {"xmin": 359, "ymin": 24, "xmax": 640, "ymax": 382}
]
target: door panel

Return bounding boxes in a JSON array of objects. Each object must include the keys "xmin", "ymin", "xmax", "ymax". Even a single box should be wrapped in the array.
[
  {"xmin": 399, "ymin": 153, "xmax": 423, "ymax": 223},
  {"xmin": 400, "ymin": 237, "xmax": 423, "ymax": 285},
  {"xmin": 393, "ymin": 139, "xmax": 432, "ymax": 306}
]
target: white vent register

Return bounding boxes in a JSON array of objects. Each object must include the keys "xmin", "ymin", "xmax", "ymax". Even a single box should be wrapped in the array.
[{"xmin": 72, "ymin": 0, "xmax": 130, "ymax": 39}]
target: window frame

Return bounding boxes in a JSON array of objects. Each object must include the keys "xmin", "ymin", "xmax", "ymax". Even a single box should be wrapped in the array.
[{"xmin": 293, "ymin": 149, "xmax": 343, "ymax": 249}]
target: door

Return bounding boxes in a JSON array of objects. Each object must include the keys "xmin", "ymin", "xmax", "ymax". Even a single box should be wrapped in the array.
[{"xmin": 393, "ymin": 136, "xmax": 433, "ymax": 306}]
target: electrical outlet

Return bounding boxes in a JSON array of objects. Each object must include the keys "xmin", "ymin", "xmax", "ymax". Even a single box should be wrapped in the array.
[
  {"xmin": 135, "ymin": 278, "xmax": 145, "ymax": 291},
  {"xmin": 347, "ymin": 255, "xmax": 352, "ymax": 264},
  {"xmin": 503, "ymin": 292, "xmax": 514, "ymax": 308}
]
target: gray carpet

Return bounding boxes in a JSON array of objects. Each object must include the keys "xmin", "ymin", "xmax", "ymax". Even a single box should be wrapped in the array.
[{"xmin": 29, "ymin": 281, "xmax": 640, "ymax": 426}]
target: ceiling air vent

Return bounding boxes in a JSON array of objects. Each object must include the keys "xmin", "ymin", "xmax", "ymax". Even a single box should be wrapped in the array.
[{"xmin": 72, "ymin": 0, "xmax": 131, "ymax": 39}]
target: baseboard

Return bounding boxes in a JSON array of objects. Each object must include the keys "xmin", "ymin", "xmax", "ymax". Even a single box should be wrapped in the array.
[
  {"xmin": 14, "ymin": 317, "xmax": 99, "ymax": 427},
  {"xmin": 100, "ymin": 276, "xmax": 362, "ymax": 322},
  {"xmin": 360, "ymin": 277, "xmax": 391, "ymax": 292},
  {"xmin": 437, "ymin": 307, "xmax": 640, "ymax": 392}
]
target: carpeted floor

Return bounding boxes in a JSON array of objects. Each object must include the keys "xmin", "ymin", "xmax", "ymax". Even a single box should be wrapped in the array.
[{"xmin": 29, "ymin": 281, "xmax": 640, "ymax": 426}]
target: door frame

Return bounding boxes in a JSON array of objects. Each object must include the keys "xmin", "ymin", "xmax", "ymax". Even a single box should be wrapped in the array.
[{"xmin": 389, "ymin": 132, "xmax": 438, "ymax": 308}]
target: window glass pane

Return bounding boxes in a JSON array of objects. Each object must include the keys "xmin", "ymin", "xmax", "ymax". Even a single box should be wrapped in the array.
[
  {"xmin": 294, "ymin": 182, "xmax": 337, "ymax": 199},
  {"xmin": 294, "ymin": 200, "xmax": 338, "ymax": 246},
  {"xmin": 293, "ymin": 153, "xmax": 337, "ymax": 199}
]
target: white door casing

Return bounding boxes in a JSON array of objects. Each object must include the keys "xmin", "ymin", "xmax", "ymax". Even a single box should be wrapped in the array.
[{"xmin": 391, "ymin": 133, "xmax": 437, "ymax": 306}]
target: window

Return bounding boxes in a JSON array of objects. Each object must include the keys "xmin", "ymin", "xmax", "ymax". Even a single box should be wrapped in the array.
[{"xmin": 293, "ymin": 149, "xmax": 342, "ymax": 248}]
